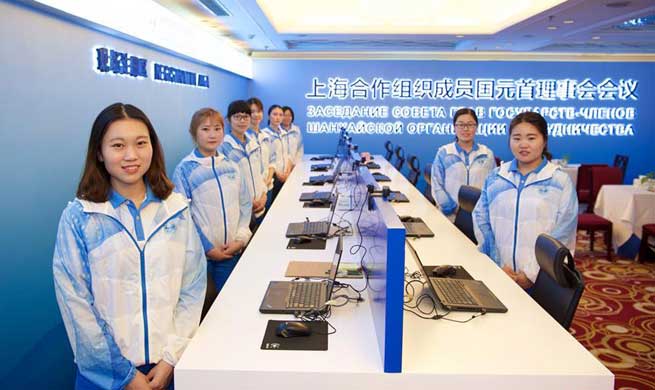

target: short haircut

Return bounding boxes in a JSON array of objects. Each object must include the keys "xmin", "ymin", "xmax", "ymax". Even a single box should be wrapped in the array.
[
  {"xmin": 227, "ymin": 100, "xmax": 251, "ymax": 119},
  {"xmin": 453, "ymin": 107, "xmax": 478, "ymax": 125},
  {"xmin": 77, "ymin": 103, "xmax": 173, "ymax": 202}
]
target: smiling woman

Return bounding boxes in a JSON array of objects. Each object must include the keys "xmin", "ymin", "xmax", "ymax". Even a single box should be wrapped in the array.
[
  {"xmin": 53, "ymin": 103, "xmax": 207, "ymax": 390},
  {"xmin": 473, "ymin": 111, "xmax": 578, "ymax": 291}
]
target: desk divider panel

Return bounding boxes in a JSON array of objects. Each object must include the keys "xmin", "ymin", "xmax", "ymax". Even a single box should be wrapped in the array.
[{"xmin": 357, "ymin": 168, "xmax": 405, "ymax": 373}]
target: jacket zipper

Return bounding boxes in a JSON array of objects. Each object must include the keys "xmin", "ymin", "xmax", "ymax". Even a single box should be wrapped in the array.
[{"xmin": 211, "ymin": 156, "xmax": 228, "ymax": 244}]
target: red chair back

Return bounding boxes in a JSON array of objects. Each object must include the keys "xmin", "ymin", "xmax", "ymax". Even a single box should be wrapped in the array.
[
  {"xmin": 590, "ymin": 166, "xmax": 623, "ymax": 207},
  {"xmin": 577, "ymin": 164, "xmax": 608, "ymax": 202}
]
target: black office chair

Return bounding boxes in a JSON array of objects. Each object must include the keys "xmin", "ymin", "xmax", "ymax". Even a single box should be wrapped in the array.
[
  {"xmin": 384, "ymin": 141, "xmax": 394, "ymax": 161},
  {"xmin": 613, "ymin": 154, "xmax": 629, "ymax": 180},
  {"xmin": 530, "ymin": 234, "xmax": 585, "ymax": 330},
  {"xmin": 394, "ymin": 146, "xmax": 405, "ymax": 171},
  {"xmin": 406, "ymin": 155, "xmax": 420, "ymax": 186},
  {"xmin": 453, "ymin": 185, "xmax": 481, "ymax": 244},
  {"xmin": 423, "ymin": 163, "xmax": 436, "ymax": 205},
  {"xmin": 200, "ymin": 272, "xmax": 218, "ymax": 323}
]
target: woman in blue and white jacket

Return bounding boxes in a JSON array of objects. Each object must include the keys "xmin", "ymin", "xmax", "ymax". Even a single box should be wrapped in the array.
[
  {"xmin": 431, "ymin": 108, "xmax": 496, "ymax": 220},
  {"xmin": 172, "ymin": 108, "xmax": 252, "ymax": 295},
  {"xmin": 221, "ymin": 100, "xmax": 268, "ymax": 225},
  {"xmin": 282, "ymin": 105, "xmax": 304, "ymax": 165},
  {"xmin": 247, "ymin": 97, "xmax": 276, "ymax": 215},
  {"xmin": 53, "ymin": 103, "xmax": 206, "ymax": 390},
  {"xmin": 473, "ymin": 111, "xmax": 578, "ymax": 289},
  {"xmin": 262, "ymin": 104, "xmax": 291, "ymax": 199}
]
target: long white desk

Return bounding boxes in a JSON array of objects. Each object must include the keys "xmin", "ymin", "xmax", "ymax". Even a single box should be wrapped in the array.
[{"xmin": 176, "ymin": 155, "xmax": 613, "ymax": 390}]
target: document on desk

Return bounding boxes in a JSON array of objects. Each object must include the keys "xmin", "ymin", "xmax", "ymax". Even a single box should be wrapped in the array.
[{"xmin": 285, "ymin": 261, "xmax": 363, "ymax": 279}]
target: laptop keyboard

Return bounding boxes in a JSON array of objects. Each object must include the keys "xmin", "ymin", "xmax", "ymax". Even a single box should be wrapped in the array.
[
  {"xmin": 304, "ymin": 221, "xmax": 329, "ymax": 235},
  {"xmin": 431, "ymin": 278, "xmax": 477, "ymax": 306},
  {"xmin": 286, "ymin": 282, "xmax": 323, "ymax": 309}
]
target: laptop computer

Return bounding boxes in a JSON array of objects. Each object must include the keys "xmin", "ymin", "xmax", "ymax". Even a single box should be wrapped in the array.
[
  {"xmin": 286, "ymin": 194, "xmax": 339, "ymax": 238},
  {"xmin": 310, "ymin": 163, "xmax": 332, "ymax": 172},
  {"xmin": 310, "ymin": 155, "xmax": 334, "ymax": 161},
  {"xmin": 388, "ymin": 191, "xmax": 409, "ymax": 203},
  {"xmin": 365, "ymin": 161, "xmax": 381, "ymax": 169},
  {"xmin": 300, "ymin": 159, "xmax": 343, "ymax": 202},
  {"xmin": 405, "ymin": 240, "xmax": 507, "ymax": 313},
  {"xmin": 371, "ymin": 172, "xmax": 391, "ymax": 182},
  {"xmin": 260, "ymin": 236, "xmax": 343, "ymax": 314},
  {"xmin": 400, "ymin": 216, "xmax": 435, "ymax": 237}
]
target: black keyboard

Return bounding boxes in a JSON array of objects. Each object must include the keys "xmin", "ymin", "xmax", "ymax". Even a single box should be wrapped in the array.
[
  {"xmin": 286, "ymin": 282, "xmax": 324, "ymax": 309},
  {"xmin": 303, "ymin": 221, "xmax": 329, "ymax": 235},
  {"xmin": 431, "ymin": 278, "xmax": 477, "ymax": 306}
]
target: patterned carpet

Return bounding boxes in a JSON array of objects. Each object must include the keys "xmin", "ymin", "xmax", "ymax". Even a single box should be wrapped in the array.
[{"xmin": 571, "ymin": 232, "xmax": 655, "ymax": 390}]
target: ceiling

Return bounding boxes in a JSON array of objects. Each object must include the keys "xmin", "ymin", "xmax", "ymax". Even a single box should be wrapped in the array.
[{"xmin": 155, "ymin": 0, "xmax": 655, "ymax": 54}]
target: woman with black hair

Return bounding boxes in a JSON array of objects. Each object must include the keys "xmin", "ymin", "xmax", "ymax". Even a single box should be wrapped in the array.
[
  {"xmin": 473, "ymin": 111, "xmax": 578, "ymax": 290},
  {"xmin": 431, "ymin": 107, "xmax": 496, "ymax": 220},
  {"xmin": 53, "ymin": 103, "xmax": 206, "ymax": 390}
]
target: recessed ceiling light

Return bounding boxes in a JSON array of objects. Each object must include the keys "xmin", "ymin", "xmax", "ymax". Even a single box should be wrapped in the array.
[
  {"xmin": 563, "ymin": 19, "xmax": 574, "ymax": 24},
  {"xmin": 547, "ymin": 25, "xmax": 558, "ymax": 30},
  {"xmin": 456, "ymin": 35, "xmax": 465, "ymax": 38},
  {"xmin": 592, "ymin": 36, "xmax": 601, "ymax": 39}
]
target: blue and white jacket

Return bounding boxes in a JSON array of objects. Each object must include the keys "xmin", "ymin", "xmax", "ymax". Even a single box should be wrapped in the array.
[
  {"xmin": 431, "ymin": 142, "xmax": 495, "ymax": 216},
  {"xmin": 249, "ymin": 128, "xmax": 276, "ymax": 190},
  {"xmin": 53, "ymin": 189, "xmax": 206, "ymax": 390},
  {"xmin": 472, "ymin": 159, "xmax": 578, "ymax": 283},
  {"xmin": 172, "ymin": 149, "xmax": 252, "ymax": 252},
  {"xmin": 283, "ymin": 123, "xmax": 304, "ymax": 164},
  {"xmin": 262, "ymin": 126, "xmax": 291, "ymax": 178},
  {"xmin": 221, "ymin": 132, "xmax": 268, "ymax": 217}
]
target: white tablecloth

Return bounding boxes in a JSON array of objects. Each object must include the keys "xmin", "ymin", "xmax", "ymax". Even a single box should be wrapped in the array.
[{"xmin": 593, "ymin": 185, "xmax": 655, "ymax": 250}]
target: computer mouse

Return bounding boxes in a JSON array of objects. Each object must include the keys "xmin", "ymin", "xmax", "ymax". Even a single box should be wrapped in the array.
[
  {"xmin": 276, "ymin": 321, "xmax": 312, "ymax": 338},
  {"xmin": 432, "ymin": 265, "xmax": 456, "ymax": 277}
]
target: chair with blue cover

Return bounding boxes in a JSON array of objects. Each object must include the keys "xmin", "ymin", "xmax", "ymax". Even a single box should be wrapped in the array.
[
  {"xmin": 394, "ymin": 146, "xmax": 406, "ymax": 171},
  {"xmin": 453, "ymin": 185, "xmax": 481, "ymax": 244},
  {"xmin": 384, "ymin": 141, "xmax": 394, "ymax": 161},
  {"xmin": 406, "ymin": 155, "xmax": 421, "ymax": 186},
  {"xmin": 530, "ymin": 234, "xmax": 585, "ymax": 330},
  {"xmin": 423, "ymin": 163, "xmax": 436, "ymax": 205}
]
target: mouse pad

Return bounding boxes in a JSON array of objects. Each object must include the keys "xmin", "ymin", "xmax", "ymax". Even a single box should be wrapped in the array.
[
  {"xmin": 261, "ymin": 320, "xmax": 328, "ymax": 351},
  {"xmin": 423, "ymin": 265, "xmax": 473, "ymax": 280},
  {"xmin": 286, "ymin": 238, "xmax": 327, "ymax": 250}
]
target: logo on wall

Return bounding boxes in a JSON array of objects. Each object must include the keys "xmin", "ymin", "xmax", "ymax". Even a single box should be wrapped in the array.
[
  {"xmin": 303, "ymin": 76, "xmax": 639, "ymax": 138},
  {"xmin": 94, "ymin": 47, "xmax": 210, "ymax": 89}
]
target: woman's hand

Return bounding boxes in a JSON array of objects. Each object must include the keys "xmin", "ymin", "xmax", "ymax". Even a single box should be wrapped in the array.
[
  {"xmin": 224, "ymin": 240, "xmax": 245, "ymax": 256},
  {"xmin": 514, "ymin": 271, "xmax": 534, "ymax": 289},
  {"xmin": 146, "ymin": 360, "xmax": 174, "ymax": 390},
  {"xmin": 125, "ymin": 371, "xmax": 151, "ymax": 390},
  {"xmin": 206, "ymin": 245, "xmax": 233, "ymax": 261},
  {"xmin": 253, "ymin": 193, "xmax": 267, "ymax": 213},
  {"xmin": 501, "ymin": 265, "xmax": 517, "ymax": 282}
]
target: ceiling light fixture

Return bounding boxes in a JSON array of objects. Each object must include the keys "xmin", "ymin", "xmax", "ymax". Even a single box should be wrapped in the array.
[
  {"xmin": 592, "ymin": 36, "xmax": 601, "ymax": 39},
  {"xmin": 563, "ymin": 19, "xmax": 574, "ymax": 24},
  {"xmin": 256, "ymin": 0, "xmax": 568, "ymax": 35},
  {"xmin": 547, "ymin": 26, "xmax": 558, "ymax": 30}
]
